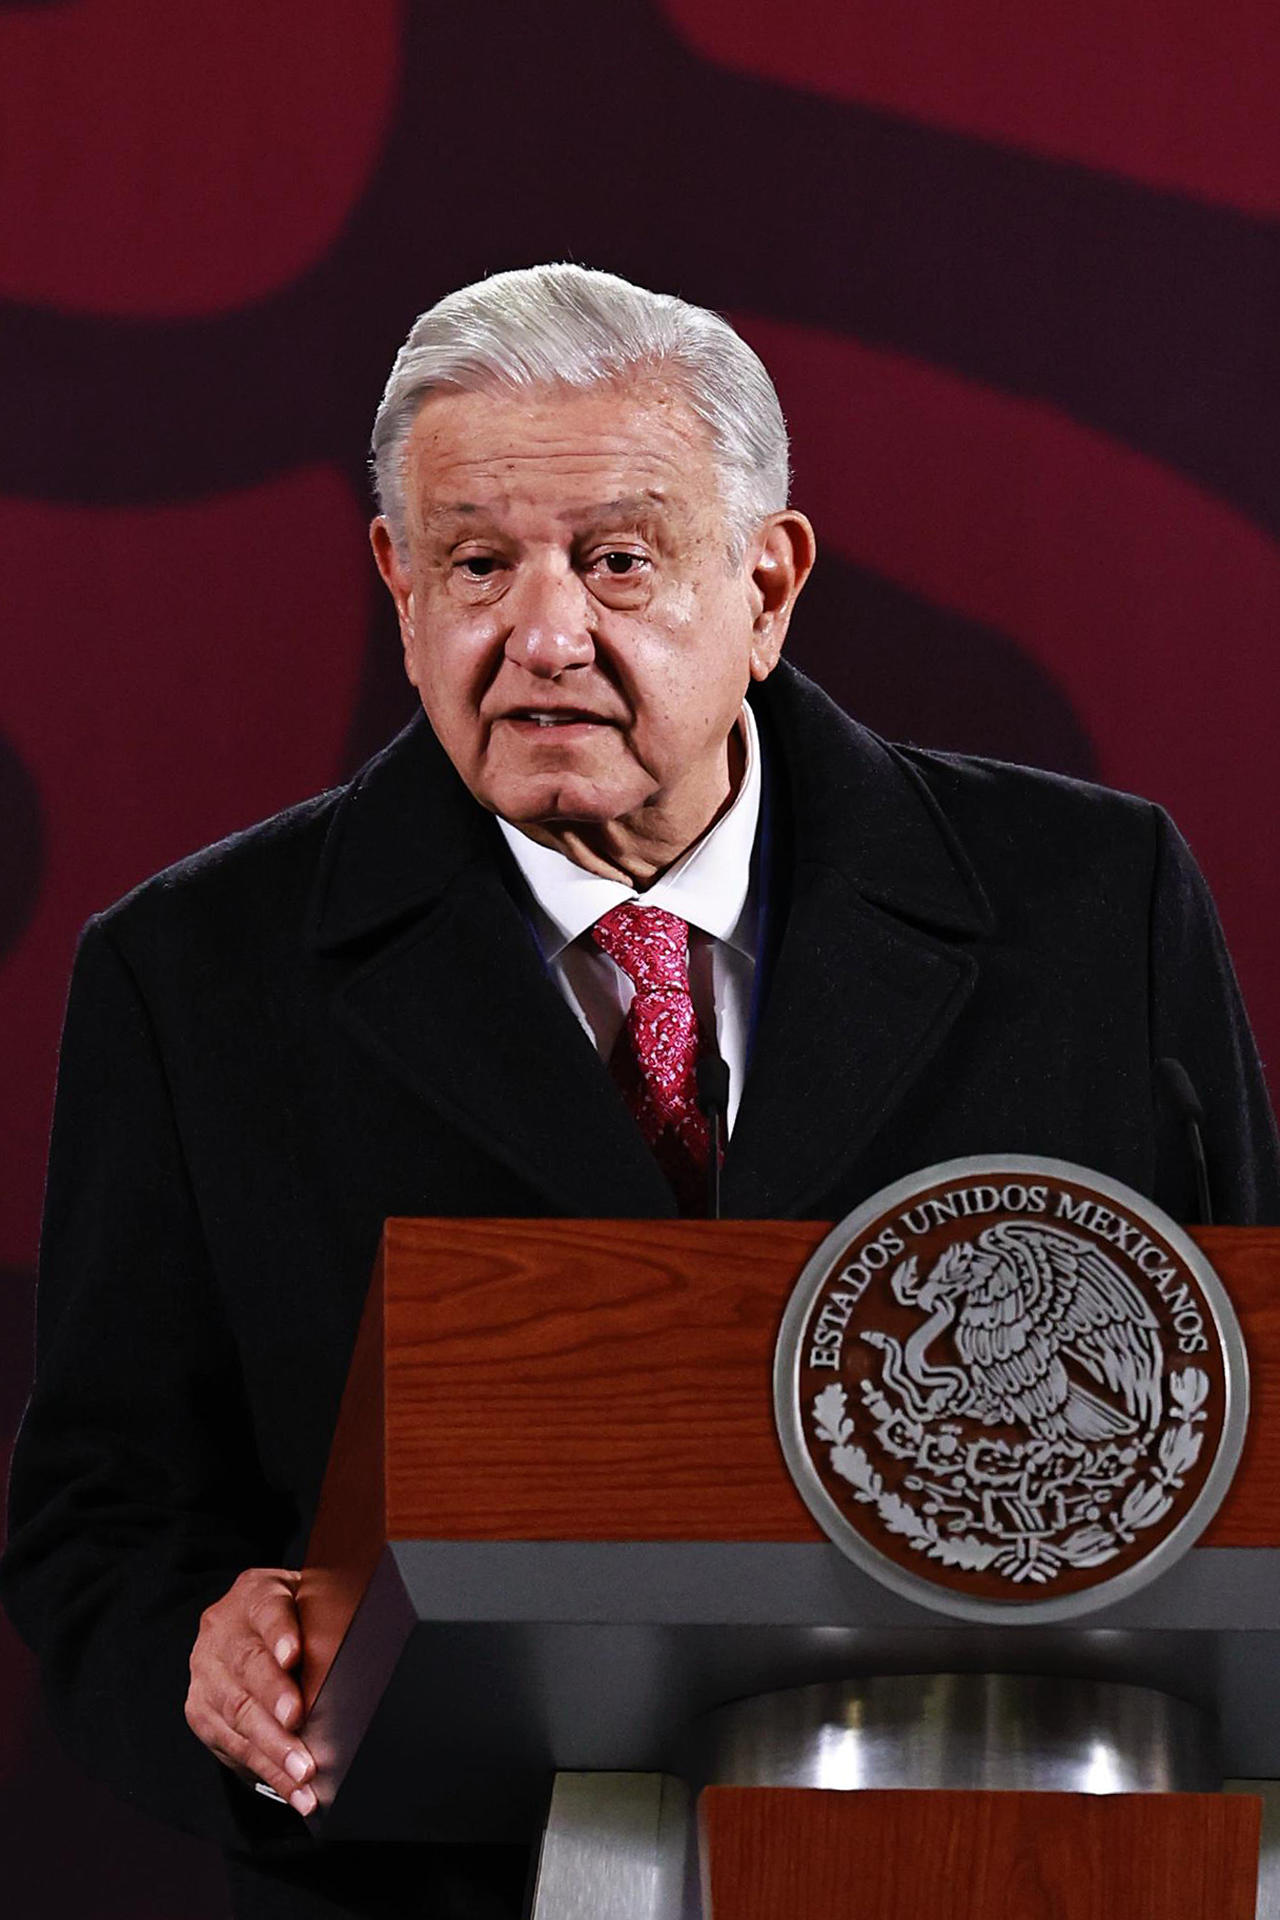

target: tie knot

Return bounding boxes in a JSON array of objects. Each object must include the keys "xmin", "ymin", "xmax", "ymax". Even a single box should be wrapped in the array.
[{"xmin": 591, "ymin": 903, "xmax": 691, "ymax": 995}]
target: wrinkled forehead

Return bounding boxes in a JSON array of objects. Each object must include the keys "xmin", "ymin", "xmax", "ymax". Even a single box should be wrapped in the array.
[{"xmin": 399, "ymin": 377, "xmax": 724, "ymax": 531}]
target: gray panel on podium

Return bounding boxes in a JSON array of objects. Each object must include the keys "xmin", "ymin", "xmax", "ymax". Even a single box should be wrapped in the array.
[{"xmin": 305, "ymin": 1539, "xmax": 1280, "ymax": 1841}]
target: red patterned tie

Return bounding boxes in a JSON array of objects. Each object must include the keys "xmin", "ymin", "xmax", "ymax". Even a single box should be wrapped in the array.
[{"xmin": 591, "ymin": 903, "xmax": 713, "ymax": 1210}]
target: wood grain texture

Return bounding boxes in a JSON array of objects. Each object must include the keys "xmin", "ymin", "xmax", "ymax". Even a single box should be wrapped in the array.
[
  {"xmin": 381, "ymin": 1217, "xmax": 828, "ymax": 1540},
  {"xmin": 699, "ymin": 1787, "xmax": 1261, "ymax": 1920},
  {"xmin": 373, "ymin": 1219, "xmax": 1280, "ymax": 1543},
  {"xmin": 1196, "ymin": 1227, "xmax": 1280, "ymax": 1543}
]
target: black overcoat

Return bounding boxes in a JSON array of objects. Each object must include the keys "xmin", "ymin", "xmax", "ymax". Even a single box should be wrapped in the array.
[{"xmin": 4, "ymin": 663, "xmax": 1278, "ymax": 1917}]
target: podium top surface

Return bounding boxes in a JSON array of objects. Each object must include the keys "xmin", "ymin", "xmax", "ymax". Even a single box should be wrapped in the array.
[{"xmin": 335, "ymin": 1217, "xmax": 1280, "ymax": 1545}]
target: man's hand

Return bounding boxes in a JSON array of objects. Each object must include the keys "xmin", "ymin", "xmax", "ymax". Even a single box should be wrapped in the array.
[{"xmin": 185, "ymin": 1568, "xmax": 316, "ymax": 1815}]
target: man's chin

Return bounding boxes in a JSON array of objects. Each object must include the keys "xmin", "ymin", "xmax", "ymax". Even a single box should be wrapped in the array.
[{"xmin": 484, "ymin": 775, "xmax": 650, "ymax": 832}]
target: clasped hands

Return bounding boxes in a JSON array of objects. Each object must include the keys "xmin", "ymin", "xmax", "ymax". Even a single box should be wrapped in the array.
[{"xmin": 185, "ymin": 1568, "xmax": 316, "ymax": 1815}]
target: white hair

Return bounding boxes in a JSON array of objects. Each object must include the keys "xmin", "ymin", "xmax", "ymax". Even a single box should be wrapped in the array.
[{"xmin": 369, "ymin": 263, "xmax": 791, "ymax": 560}]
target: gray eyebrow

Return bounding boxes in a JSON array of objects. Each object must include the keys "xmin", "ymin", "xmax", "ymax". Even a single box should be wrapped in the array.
[
  {"xmin": 422, "ymin": 491, "xmax": 669, "ymax": 531},
  {"xmin": 572, "ymin": 491, "xmax": 668, "ymax": 522},
  {"xmin": 422, "ymin": 502, "xmax": 483, "ymax": 524}
]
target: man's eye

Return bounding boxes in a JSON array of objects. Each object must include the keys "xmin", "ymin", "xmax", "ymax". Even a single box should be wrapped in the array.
[
  {"xmin": 456, "ymin": 555, "xmax": 500, "ymax": 577},
  {"xmin": 593, "ymin": 551, "xmax": 647, "ymax": 576}
]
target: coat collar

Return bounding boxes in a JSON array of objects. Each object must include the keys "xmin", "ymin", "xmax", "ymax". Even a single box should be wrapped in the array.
[
  {"xmin": 751, "ymin": 663, "xmax": 993, "ymax": 940},
  {"xmin": 716, "ymin": 667, "xmax": 992, "ymax": 1215},
  {"xmin": 310, "ymin": 711, "xmax": 495, "ymax": 952},
  {"xmin": 309, "ymin": 665, "xmax": 994, "ymax": 1218}
]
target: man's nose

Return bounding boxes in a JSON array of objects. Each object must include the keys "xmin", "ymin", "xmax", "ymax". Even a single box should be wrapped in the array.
[{"xmin": 503, "ymin": 562, "xmax": 594, "ymax": 678}]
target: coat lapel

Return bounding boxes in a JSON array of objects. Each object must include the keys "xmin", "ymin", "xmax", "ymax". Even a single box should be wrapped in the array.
[
  {"xmin": 722, "ymin": 669, "xmax": 994, "ymax": 1217},
  {"xmin": 311, "ymin": 717, "xmax": 675, "ymax": 1219}
]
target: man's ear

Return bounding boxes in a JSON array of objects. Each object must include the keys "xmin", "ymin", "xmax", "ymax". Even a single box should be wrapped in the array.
[
  {"xmin": 370, "ymin": 518, "xmax": 416, "ymax": 658},
  {"xmin": 748, "ymin": 510, "xmax": 816, "ymax": 681}
]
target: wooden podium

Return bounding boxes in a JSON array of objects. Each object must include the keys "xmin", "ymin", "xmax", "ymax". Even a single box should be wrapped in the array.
[{"xmin": 296, "ymin": 1218, "xmax": 1280, "ymax": 1917}]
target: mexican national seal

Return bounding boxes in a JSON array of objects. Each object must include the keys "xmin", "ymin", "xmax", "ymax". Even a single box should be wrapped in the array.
[{"xmin": 773, "ymin": 1157, "xmax": 1248, "ymax": 1622}]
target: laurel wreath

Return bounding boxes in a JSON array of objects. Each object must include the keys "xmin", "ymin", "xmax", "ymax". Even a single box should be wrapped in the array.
[{"xmin": 812, "ymin": 1367, "xmax": 1209, "ymax": 1584}]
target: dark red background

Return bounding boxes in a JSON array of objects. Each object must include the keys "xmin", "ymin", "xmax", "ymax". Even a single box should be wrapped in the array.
[{"xmin": 2, "ymin": 3, "xmax": 1277, "ymax": 1910}]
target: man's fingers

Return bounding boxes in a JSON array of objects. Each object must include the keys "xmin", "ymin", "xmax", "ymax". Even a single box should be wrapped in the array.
[
  {"xmin": 238, "ymin": 1635, "xmax": 303, "ymax": 1722},
  {"xmin": 201, "ymin": 1683, "xmax": 316, "ymax": 1801},
  {"xmin": 245, "ymin": 1579, "xmax": 303, "ymax": 1670},
  {"xmin": 274, "ymin": 1683, "xmax": 304, "ymax": 1730},
  {"xmin": 187, "ymin": 1567, "xmax": 313, "ymax": 1809},
  {"xmin": 214, "ymin": 1718, "xmax": 317, "ymax": 1813},
  {"xmin": 273, "ymin": 1572, "xmax": 304, "ymax": 1668},
  {"xmin": 223, "ymin": 1681, "xmax": 312, "ymax": 1766}
]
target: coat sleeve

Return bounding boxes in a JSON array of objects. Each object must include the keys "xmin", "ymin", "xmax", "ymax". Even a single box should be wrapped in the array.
[
  {"xmin": 0, "ymin": 915, "xmax": 309, "ymax": 1856},
  {"xmin": 1147, "ymin": 805, "xmax": 1280, "ymax": 1224}
]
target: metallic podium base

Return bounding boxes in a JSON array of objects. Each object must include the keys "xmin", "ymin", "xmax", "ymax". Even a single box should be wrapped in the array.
[
  {"xmin": 690, "ymin": 1672, "xmax": 1221, "ymax": 1793},
  {"xmin": 528, "ymin": 1772, "xmax": 694, "ymax": 1920},
  {"xmin": 528, "ymin": 1674, "xmax": 1224, "ymax": 1919}
]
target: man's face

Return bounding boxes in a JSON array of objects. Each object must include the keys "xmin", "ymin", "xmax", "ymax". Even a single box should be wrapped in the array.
[{"xmin": 371, "ymin": 380, "xmax": 812, "ymax": 878}]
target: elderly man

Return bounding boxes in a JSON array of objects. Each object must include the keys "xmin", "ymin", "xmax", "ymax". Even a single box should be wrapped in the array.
[{"xmin": 4, "ymin": 266, "xmax": 1278, "ymax": 1920}]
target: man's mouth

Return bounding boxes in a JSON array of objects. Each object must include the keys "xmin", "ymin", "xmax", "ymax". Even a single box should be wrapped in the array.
[{"xmin": 502, "ymin": 709, "xmax": 613, "ymax": 729}]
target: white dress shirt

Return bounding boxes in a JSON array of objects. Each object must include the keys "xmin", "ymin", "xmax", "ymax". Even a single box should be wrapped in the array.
[{"xmin": 497, "ymin": 705, "xmax": 762, "ymax": 1135}]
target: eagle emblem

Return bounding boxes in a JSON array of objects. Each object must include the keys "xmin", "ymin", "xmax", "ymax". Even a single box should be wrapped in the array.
[
  {"xmin": 872, "ymin": 1222, "xmax": 1163, "ymax": 1446},
  {"xmin": 777, "ymin": 1160, "xmax": 1245, "ymax": 1620}
]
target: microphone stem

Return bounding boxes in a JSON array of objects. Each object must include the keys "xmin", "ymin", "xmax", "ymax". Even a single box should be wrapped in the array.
[
  {"xmin": 695, "ymin": 1052, "xmax": 730, "ymax": 1221},
  {"xmin": 1190, "ymin": 1128, "xmax": 1213, "ymax": 1228}
]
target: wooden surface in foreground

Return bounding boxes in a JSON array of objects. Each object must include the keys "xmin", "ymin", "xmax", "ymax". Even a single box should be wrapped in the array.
[{"xmin": 698, "ymin": 1786, "xmax": 1261, "ymax": 1919}]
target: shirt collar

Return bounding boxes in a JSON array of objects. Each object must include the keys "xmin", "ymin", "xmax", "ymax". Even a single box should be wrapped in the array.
[{"xmin": 498, "ymin": 703, "xmax": 762, "ymax": 962}]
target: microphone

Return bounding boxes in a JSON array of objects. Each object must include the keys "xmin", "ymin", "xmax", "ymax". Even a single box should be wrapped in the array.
[
  {"xmin": 1156, "ymin": 1056, "xmax": 1214, "ymax": 1226},
  {"xmin": 696, "ymin": 1053, "xmax": 731, "ymax": 1221}
]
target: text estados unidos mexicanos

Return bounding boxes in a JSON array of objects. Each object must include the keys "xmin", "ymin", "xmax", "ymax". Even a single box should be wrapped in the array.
[{"xmin": 807, "ymin": 1182, "xmax": 1210, "ymax": 1371}]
